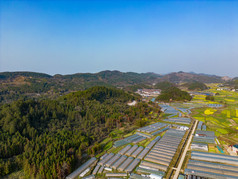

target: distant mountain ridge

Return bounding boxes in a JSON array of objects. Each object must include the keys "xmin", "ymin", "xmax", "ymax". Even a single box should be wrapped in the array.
[
  {"xmin": 159, "ymin": 71, "xmax": 225, "ymax": 83},
  {"xmin": 0, "ymin": 70, "xmax": 233, "ymax": 103},
  {"xmin": 58, "ymin": 70, "xmax": 162, "ymax": 84},
  {"xmin": 0, "ymin": 70, "xmax": 232, "ymax": 84},
  {"xmin": 0, "ymin": 71, "xmax": 52, "ymax": 80}
]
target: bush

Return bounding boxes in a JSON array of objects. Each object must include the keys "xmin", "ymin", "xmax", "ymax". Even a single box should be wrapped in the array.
[
  {"xmin": 135, "ymin": 119, "xmax": 146, "ymax": 127},
  {"xmin": 206, "ymin": 95, "xmax": 215, "ymax": 101}
]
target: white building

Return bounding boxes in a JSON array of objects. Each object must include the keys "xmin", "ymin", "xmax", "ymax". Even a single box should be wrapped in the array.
[{"xmin": 177, "ymin": 126, "xmax": 189, "ymax": 131}]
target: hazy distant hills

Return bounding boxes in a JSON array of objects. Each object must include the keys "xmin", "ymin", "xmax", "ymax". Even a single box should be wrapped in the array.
[
  {"xmin": 0, "ymin": 70, "xmax": 162, "ymax": 90},
  {"xmin": 159, "ymin": 71, "xmax": 224, "ymax": 83},
  {"xmin": 0, "ymin": 70, "xmax": 235, "ymax": 103},
  {"xmin": 55, "ymin": 70, "xmax": 162, "ymax": 85},
  {"xmin": 0, "ymin": 70, "xmax": 231, "ymax": 86}
]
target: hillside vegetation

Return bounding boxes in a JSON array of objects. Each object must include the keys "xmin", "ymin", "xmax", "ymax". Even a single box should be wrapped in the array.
[
  {"xmin": 183, "ymin": 81, "xmax": 208, "ymax": 91},
  {"xmin": 0, "ymin": 71, "xmax": 228, "ymax": 103},
  {"xmin": 159, "ymin": 71, "xmax": 223, "ymax": 83},
  {"xmin": 225, "ymin": 79, "xmax": 238, "ymax": 89},
  {"xmin": 0, "ymin": 71, "xmax": 160, "ymax": 103},
  {"xmin": 156, "ymin": 86, "xmax": 192, "ymax": 102},
  {"xmin": 0, "ymin": 86, "xmax": 160, "ymax": 178},
  {"xmin": 154, "ymin": 81, "xmax": 175, "ymax": 90}
]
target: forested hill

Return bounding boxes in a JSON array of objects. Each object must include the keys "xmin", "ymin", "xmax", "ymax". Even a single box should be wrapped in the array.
[
  {"xmin": 224, "ymin": 79, "xmax": 238, "ymax": 89},
  {"xmin": 0, "ymin": 86, "xmax": 159, "ymax": 178},
  {"xmin": 0, "ymin": 70, "xmax": 229, "ymax": 103},
  {"xmin": 0, "ymin": 70, "xmax": 161, "ymax": 85},
  {"xmin": 154, "ymin": 81, "xmax": 175, "ymax": 91},
  {"xmin": 60, "ymin": 70, "xmax": 161, "ymax": 84},
  {"xmin": 0, "ymin": 71, "xmax": 160, "ymax": 103},
  {"xmin": 63, "ymin": 86, "xmax": 136, "ymax": 103},
  {"xmin": 159, "ymin": 71, "xmax": 224, "ymax": 83},
  {"xmin": 156, "ymin": 86, "xmax": 192, "ymax": 102},
  {"xmin": 0, "ymin": 71, "xmax": 52, "ymax": 80},
  {"xmin": 182, "ymin": 81, "xmax": 208, "ymax": 91},
  {"xmin": 0, "ymin": 71, "xmax": 226, "ymax": 84}
]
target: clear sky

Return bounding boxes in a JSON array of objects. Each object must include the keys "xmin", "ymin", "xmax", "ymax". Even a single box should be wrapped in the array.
[{"xmin": 0, "ymin": 0, "xmax": 238, "ymax": 77}]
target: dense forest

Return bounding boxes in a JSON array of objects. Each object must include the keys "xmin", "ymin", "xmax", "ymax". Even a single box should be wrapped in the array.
[
  {"xmin": 156, "ymin": 86, "xmax": 192, "ymax": 102},
  {"xmin": 183, "ymin": 81, "xmax": 208, "ymax": 91},
  {"xmin": 0, "ymin": 86, "xmax": 160, "ymax": 178},
  {"xmin": 154, "ymin": 81, "xmax": 175, "ymax": 91},
  {"xmin": 0, "ymin": 71, "xmax": 160, "ymax": 104}
]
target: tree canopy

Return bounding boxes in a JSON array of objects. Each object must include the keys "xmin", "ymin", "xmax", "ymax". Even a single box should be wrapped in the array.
[
  {"xmin": 0, "ymin": 86, "xmax": 159, "ymax": 178},
  {"xmin": 154, "ymin": 81, "xmax": 175, "ymax": 91},
  {"xmin": 184, "ymin": 81, "xmax": 208, "ymax": 91},
  {"xmin": 156, "ymin": 86, "xmax": 192, "ymax": 102}
]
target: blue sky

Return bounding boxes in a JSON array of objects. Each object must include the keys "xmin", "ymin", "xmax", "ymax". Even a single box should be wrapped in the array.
[{"xmin": 0, "ymin": 0, "xmax": 238, "ymax": 76}]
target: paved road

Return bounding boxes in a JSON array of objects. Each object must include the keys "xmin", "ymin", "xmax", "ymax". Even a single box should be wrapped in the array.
[{"xmin": 173, "ymin": 120, "xmax": 198, "ymax": 179}]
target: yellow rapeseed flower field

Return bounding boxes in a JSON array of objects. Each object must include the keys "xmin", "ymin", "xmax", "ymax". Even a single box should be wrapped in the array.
[{"xmin": 204, "ymin": 108, "xmax": 217, "ymax": 115}]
